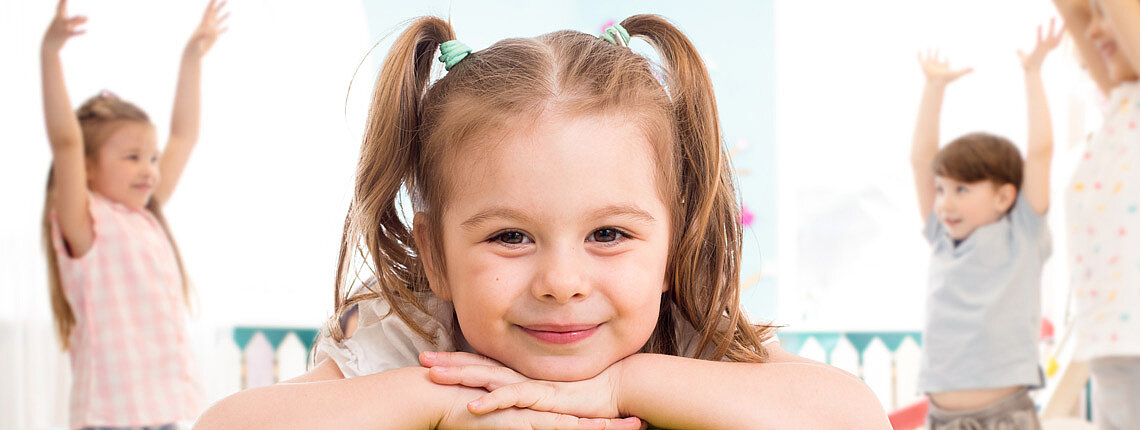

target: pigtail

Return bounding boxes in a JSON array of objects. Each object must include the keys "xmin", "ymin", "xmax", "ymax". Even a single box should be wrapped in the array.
[
  {"xmin": 329, "ymin": 17, "xmax": 456, "ymax": 344},
  {"xmin": 623, "ymin": 15, "xmax": 774, "ymax": 363}
]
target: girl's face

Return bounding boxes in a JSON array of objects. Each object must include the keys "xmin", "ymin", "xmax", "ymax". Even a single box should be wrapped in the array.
[
  {"xmin": 933, "ymin": 176, "xmax": 1014, "ymax": 240},
  {"xmin": 424, "ymin": 112, "xmax": 671, "ymax": 382},
  {"xmin": 1088, "ymin": 0, "xmax": 1140, "ymax": 84},
  {"xmin": 87, "ymin": 121, "xmax": 160, "ymax": 210}
]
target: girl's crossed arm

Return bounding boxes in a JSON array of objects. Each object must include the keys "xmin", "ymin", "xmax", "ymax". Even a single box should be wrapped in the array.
[
  {"xmin": 911, "ymin": 51, "xmax": 972, "ymax": 221},
  {"xmin": 1019, "ymin": 20, "xmax": 1064, "ymax": 215},
  {"xmin": 423, "ymin": 348, "xmax": 891, "ymax": 429},
  {"xmin": 193, "ymin": 358, "xmax": 646, "ymax": 430},
  {"xmin": 153, "ymin": 0, "xmax": 227, "ymax": 205},
  {"xmin": 41, "ymin": 0, "xmax": 93, "ymax": 256}
]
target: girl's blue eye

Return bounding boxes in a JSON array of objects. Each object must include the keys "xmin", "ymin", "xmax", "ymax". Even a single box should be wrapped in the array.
[
  {"xmin": 591, "ymin": 228, "xmax": 621, "ymax": 243},
  {"xmin": 127, "ymin": 155, "xmax": 139, "ymax": 160},
  {"xmin": 496, "ymin": 231, "xmax": 527, "ymax": 244},
  {"xmin": 957, "ymin": 185, "xmax": 968, "ymax": 193}
]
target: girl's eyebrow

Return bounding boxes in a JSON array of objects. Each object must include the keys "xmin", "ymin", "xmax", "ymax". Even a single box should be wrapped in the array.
[{"xmin": 460, "ymin": 204, "xmax": 656, "ymax": 231}]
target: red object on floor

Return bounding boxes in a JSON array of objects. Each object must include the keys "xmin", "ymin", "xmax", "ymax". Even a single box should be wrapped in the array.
[{"xmin": 888, "ymin": 398, "xmax": 928, "ymax": 430}]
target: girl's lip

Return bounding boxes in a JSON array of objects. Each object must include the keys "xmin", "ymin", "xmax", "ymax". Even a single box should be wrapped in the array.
[{"xmin": 518, "ymin": 323, "xmax": 601, "ymax": 345}]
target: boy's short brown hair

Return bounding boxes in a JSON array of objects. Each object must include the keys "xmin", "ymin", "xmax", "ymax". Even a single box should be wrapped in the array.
[{"xmin": 932, "ymin": 132, "xmax": 1023, "ymax": 191}]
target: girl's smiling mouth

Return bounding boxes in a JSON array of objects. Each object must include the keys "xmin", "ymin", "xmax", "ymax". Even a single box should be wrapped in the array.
[{"xmin": 518, "ymin": 323, "xmax": 601, "ymax": 345}]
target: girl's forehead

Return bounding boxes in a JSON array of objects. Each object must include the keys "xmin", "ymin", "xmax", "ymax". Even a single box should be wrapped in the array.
[{"xmin": 98, "ymin": 122, "xmax": 158, "ymax": 152}]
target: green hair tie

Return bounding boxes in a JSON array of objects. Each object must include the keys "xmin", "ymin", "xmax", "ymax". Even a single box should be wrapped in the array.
[
  {"xmin": 438, "ymin": 40, "xmax": 471, "ymax": 71},
  {"xmin": 599, "ymin": 24, "xmax": 630, "ymax": 47}
]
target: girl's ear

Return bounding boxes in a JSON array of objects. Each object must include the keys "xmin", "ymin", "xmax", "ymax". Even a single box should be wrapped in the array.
[
  {"xmin": 995, "ymin": 182, "xmax": 1017, "ymax": 213},
  {"xmin": 413, "ymin": 213, "xmax": 451, "ymax": 301}
]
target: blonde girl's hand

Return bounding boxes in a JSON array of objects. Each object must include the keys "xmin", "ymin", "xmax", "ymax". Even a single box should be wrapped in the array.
[
  {"xmin": 917, "ymin": 49, "xmax": 973, "ymax": 87},
  {"xmin": 184, "ymin": 0, "xmax": 228, "ymax": 58},
  {"xmin": 1019, "ymin": 18, "xmax": 1065, "ymax": 73},
  {"xmin": 42, "ymin": 0, "xmax": 86, "ymax": 54},
  {"xmin": 421, "ymin": 351, "xmax": 645, "ymax": 429}
]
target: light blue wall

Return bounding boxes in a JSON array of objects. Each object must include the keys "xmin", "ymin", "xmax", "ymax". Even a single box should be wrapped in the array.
[{"xmin": 360, "ymin": 1, "xmax": 778, "ymax": 320}]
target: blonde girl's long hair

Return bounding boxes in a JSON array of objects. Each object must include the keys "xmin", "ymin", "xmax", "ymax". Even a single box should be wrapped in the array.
[
  {"xmin": 42, "ymin": 93, "xmax": 193, "ymax": 350},
  {"xmin": 330, "ymin": 15, "xmax": 774, "ymax": 363}
]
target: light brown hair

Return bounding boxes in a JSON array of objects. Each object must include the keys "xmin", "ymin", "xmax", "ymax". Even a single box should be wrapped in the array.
[
  {"xmin": 41, "ymin": 92, "xmax": 192, "ymax": 350},
  {"xmin": 330, "ymin": 15, "xmax": 774, "ymax": 363},
  {"xmin": 933, "ymin": 132, "xmax": 1024, "ymax": 194}
]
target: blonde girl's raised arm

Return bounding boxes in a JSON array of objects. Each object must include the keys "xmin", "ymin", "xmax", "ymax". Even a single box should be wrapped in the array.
[
  {"xmin": 41, "ymin": 0, "xmax": 93, "ymax": 256},
  {"xmin": 1053, "ymin": 0, "xmax": 1113, "ymax": 95},
  {"xmin": 154, "ymin": 0, "xmax": 227, "ymax": 205},
  {"xmin": 911, "ymin": 51, "xmax": 971, "ymax": 221}
]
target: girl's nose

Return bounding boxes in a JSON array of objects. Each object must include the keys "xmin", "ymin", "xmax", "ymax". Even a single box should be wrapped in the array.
[{"xmin": 532, "ymin": 245, "xmax": 591, "ymax": 304}]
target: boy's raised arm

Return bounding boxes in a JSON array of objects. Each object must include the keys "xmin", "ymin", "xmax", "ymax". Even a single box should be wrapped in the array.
[
  {"xmin": 1020, "ymin": 20, "xmax": 1065, "ymax": 215},
  {"xmin": 912, "ymin": 51, "xmax": 972, "ymax": 220}
]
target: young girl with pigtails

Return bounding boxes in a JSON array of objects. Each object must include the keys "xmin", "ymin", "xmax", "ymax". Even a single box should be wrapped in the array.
[
  {"xmin": 196, "ymin": 15, "xmax": 889, "ymax": 429},
  {"xmin": 40, "ymin": 0, "xmax": 226, "ymax": 427}
]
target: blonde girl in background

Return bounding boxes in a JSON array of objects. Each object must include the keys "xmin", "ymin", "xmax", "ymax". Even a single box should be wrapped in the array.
[
  {"xmin": 40, "ymin": 0, "xmax": 227, "ymax": 428},
  {"xmin": 195, "ymin": 15, "xmax": 889, "ymax": 429},
  {"xmin": 1050, "ymin": 0, "xmax": 1140, "ymax": 428}
]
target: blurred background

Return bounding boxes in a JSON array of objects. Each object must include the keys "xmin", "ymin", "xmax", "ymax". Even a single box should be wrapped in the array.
[{"xmin": 1, "ymin": 0, "xmax": 1092, "ymax": 428}]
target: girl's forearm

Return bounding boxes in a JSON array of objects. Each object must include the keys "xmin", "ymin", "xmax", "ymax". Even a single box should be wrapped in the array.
[
  {"xmin": 616, "ymin": 354, "xmax": 889, "ymax": 429},
  {"xmin": 40, "ymin": 49, "xmax": 82, "ymax": 150},
  {"xmin": 155, "ymin": 51, "xmax": 203, "ymax": 204},
  {"xmin": 193, "ymin": 366, "xmax": 440, "ymax": 430}
]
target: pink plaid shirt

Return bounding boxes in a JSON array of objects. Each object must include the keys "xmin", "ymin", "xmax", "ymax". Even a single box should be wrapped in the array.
[{"xmin": 51, "ymin": 192, "xmax": 204, "ymax": 428}]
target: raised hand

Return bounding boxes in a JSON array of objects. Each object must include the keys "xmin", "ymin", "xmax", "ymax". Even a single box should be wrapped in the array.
[
  {"xmin": 42, "ymin": 0, "xmax": 86, "ymax": 54},
  {"xmin": 421, "ymin": 351, "xmax": 642, "ymax": 428},
  {"xmin": 917, "ymin": 49, "xmax": 972, "ymax": 87},
  {"xmin": 1019, "ymin": 18, "xmax": 1065, "ymax": 73},
  {"xmin": 185, "ymin": 0, "xmax": 228, "ymax": 58}
]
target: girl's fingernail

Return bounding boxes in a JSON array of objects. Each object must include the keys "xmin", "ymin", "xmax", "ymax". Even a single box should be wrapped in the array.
[
  {"xmin": 468, "ymin": 399, "xmax": 482, "ymax": 409},
  {"xmin": 433, "ymin": 366, "xmax": 448, "ymax": 375},
  {"xmin": 422, "ymin": 351, "xmax": 436, "ymax": 360}
]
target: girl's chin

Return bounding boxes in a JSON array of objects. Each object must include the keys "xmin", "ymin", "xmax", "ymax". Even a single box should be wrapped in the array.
[{"xmin": 508, "ymin": 357, "xmax": 611, "ymax": 382}]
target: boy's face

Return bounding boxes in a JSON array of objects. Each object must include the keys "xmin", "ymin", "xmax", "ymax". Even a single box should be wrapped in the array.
[
  {"xmin": 420, "ymin": 112, "xmax": 671, "ymax": 382},
  {"xmin": 933, "ymin": 176, "xmax": 1014, "ymax": 240}
]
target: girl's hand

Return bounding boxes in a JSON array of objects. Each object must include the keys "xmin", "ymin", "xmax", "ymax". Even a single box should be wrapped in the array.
[
  {"xmin": 184, "ymin": 0, "xmax": 228, "ymax": 58},
  {"xmin": 437, "ymin": 383, "xmax": 644, "ymax": 430},
  {"xmin": 917, "ymin": 49, "xmax": 972, "ymax": 87},
  {"xmin": 421, "ymin": 351, "xmax": 644, "ymax": 428},
  {"xmin": 1018, "ymin": 18, "xmax": 1065, "ymax": 73},
  {"xmin": 42, "ymin": 0, "xmax": 86, "ymax": 54}
]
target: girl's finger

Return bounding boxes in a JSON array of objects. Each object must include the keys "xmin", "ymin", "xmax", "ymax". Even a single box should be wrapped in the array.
[
  {"xmin": 420, "ymin": 350, "xmax": 504, "ymax": 367},
  {"xmin": 468, "ymin": 381, "xmax": 556, "ymax": 415},
  {"xmin": 429, "ymin": 364, "xmax": 528, "ymax": 390},
  {"xmin": 57, "ymin": 0, "xmax": 68, "ymax": 16},
  {"xmin": 216, "ymin": 12, "xmax": 231, "ymax": 25}
]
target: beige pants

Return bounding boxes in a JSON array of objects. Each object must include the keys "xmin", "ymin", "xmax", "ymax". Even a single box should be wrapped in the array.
[{"xmin": 926, "ymin": 387, "xmax": 1040, "ymax": 430}]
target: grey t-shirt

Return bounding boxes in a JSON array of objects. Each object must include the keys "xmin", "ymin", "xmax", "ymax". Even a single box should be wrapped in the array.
[{"xmin": 918, "ymin": 193, "xmax": 1051, "ymax": 393}]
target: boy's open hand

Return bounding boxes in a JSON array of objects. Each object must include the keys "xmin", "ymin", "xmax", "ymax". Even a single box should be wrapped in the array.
[
  {"xmin": 43, "ymin": 0, "xmax": 86, "ymax": 54},
  {"xmin": 917, "ymin": 49, "xmax": 972, "ymax": 87},
  {"xmin": 1019, "ymin": 18, "xmax": 1065, "ymax": 73},
  {"xmin": 185, "ymin": 0, "xmax": 228, "ymax": 58},
  {"xmin": 421, "ymin": 351, "xmax": 646, "ymax": 429}
]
